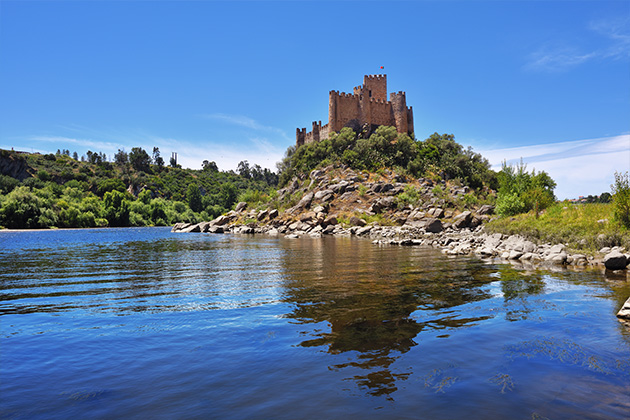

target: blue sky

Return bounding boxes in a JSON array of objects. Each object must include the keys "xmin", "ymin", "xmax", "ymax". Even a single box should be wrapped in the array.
[{"xmin": 0, "ymin": 0, "xmax": 628, "ymax": 199}]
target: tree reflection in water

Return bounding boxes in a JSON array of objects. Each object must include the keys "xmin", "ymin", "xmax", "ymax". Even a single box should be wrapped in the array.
[{"xmin": 279, "ymin": 236, "xmax": 497, "ymax": 397}]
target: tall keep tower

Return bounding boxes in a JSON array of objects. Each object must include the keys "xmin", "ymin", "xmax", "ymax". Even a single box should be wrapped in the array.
[{"xmin": 297, "ymin": 74, "xmax": 414, "ymax": 147}]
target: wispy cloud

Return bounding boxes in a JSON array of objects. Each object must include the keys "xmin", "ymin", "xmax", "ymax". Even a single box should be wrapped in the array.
[
  {"xmin": 137, "ymin": 130, "xmax": 285, "ymax": 172},
  {"xmin": 29, "ymin": 135, "xmax": 122, "ymax": 153},
  {"xmin": 476, "ymin": 134, "xmax": 630, "ymax": 199},
  {"xmin": 202, "ymin": 113, "xmax": 292, "ymax": 142},
  {"xmin": 526, "ymin": 17, "xmax": 630, "ymax": 72}
]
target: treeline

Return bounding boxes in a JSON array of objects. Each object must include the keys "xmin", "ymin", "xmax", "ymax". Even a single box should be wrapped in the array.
[{"xmin": 0, "ymin": 148, "xmax": 277, "ymax": 229}]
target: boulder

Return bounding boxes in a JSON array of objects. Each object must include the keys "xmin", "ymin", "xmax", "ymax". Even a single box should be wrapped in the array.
[
  {"xmin": 235, "ymin": 202, "xmax": 248, "ymax": 212},
  {"xmin": 453, "ymin": 211, "xmax": 472, "ymax": 229},
  {"xmin": 208, "ymin": 226, "xmax": 224, "ymax": 234},
  {"xmin": 314, "ymin": 189, "xmax": 334, "ymax": 201},
  {"xmin": 322, "ymin": 215, "xmax": 338, "ymax": 227},
  {"xmin": 349, "ymin": 216, "xmax": 367, "ymax": 227},
  {"xmin": 296, "ymin": 192, "xmax": 314, "ymax": 210},
  {"xmin": 604, "ymin": 250, "xmax": 628, "ymax": 270},
  {"xmin": 183, "ymin": 223, "xmax": 201, "ymax": 233},
  {"xmin": 477, "ymin": 205, "xmax": 495, "ymax": 215},
  {"xmin": 268, "ymin": 209, "xmax": 279, "ymax": 219},
  {"xmin": 300, "ymin": 211, "xmax": 317, "ymax": 223},
  {"xmin": 257, "ymin": 210, "xmax": 268, "ymax": 221},
  {"xmin": 355, "ymin": 226, "xmax": 373, "ymax": 236},
  {"xmin": 171, "ymin": 222, "xmax": 191, "ymax": 232},
  {"xmin": 312, "ymin": 204, "xmax": 328, "ymax": 214},
  {"xmin": 427, "ymin": 208, "xmax": 444, "ymax": 218},
  {"xmin": 322, "ymin": 225, "xmax": 336, "ymax": 234},
  {"xmin": 309, "ymin": 169, "xmax": 326, "ymax": 180},
  {"xmin": 617, "ymin": 297, "xmax": 630, "ymax": 319},
  {"xmin": 211, "ymin": 215, "xmax": 230, "ymax": 226},
  {"xmin": 424, "ymin": 218, "xmax": 443, "ymax": 233}
]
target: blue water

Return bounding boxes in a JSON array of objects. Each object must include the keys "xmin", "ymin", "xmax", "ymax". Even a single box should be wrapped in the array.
[{"xmin": 1, "ymin": 227, "xmax": 629, "ymax": 419}]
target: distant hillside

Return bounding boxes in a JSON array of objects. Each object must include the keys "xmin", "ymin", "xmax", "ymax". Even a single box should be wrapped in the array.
[{"xmin": 0, "ymin": 148, "xmax": 276, "ymax": 229}]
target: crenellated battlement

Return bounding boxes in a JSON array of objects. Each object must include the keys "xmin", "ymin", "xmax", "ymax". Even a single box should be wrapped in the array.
[{"xmin": 297, "ymin": 74, "xmax": 414, "ymax": 147}]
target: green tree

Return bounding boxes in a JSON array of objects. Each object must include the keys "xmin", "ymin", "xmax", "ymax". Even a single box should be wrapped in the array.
[
  {"xmin": 129, "ymin": 147, "xmax": 151, "ymax": 172},
  {"xmin": 611, "ymin": 171, "xmax": 630, "ymax": 228},
  {"xmin": 0, "ymin": 186, "xmax": 43, "ymax": 229},
  {"xmin": 186, "ymin": 183, "xmax": 203, "ymax": 212},
  {"xmin": 103, "ymin": 190, "xmax": 130, "ymax": 227}
]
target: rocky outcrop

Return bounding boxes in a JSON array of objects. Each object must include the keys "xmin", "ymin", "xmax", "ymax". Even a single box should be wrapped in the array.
[{"xmin": 0, "ymin": 152, "xmax": 34, "ymax": 181}]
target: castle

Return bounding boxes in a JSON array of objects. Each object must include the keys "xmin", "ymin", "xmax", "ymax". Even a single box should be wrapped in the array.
[{"xmin": 296, "ymin": 74, "xmax": 414, "ymax": 147}]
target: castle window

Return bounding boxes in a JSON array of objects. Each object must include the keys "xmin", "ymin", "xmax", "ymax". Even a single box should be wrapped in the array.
[{"xmin": 369, "ymin": 90, "xmax": 372, "ymax": 98}]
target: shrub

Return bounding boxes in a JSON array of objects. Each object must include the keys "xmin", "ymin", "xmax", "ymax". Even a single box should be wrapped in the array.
[
  {"xmin": 495, "ymin": 192, "xmax": 526, "ymax": 216},
  {"xmin": 611, "ymin": 171, "xmax": 630, "ymax": 228}
]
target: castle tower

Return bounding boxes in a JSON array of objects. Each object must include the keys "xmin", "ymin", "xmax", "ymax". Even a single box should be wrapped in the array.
[
  {"xmin": 390, "ymin": 91, "xmax": 408, "ymax": 134},
  {"xmin": 363, "ymin": 74, "xmax": 387, "ymax": 101}
]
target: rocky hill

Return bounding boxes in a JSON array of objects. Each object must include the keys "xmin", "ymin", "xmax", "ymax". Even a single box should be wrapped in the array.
[{"xmin": 173, "ymin": 163, "xmax": 494, "ymax": 236}]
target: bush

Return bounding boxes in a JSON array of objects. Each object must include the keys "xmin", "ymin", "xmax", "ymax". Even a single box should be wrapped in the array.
[
  {"xmin": 0, "ymin": 186, "xmax": 44, "ymax": 228},
  {"xmin": 611, "ymin": 171, "xmax": 630, "ymax": 228},
  {"xmin": 495, "ymin": 192, "xmax": 526, "ymax": 216},
  {"xmin": 0, "ymin": 175, "xmax": 19, "ymax": 194}
]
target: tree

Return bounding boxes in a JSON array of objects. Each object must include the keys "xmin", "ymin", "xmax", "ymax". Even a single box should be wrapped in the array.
[
  {"xmin": 202, "ymin": 160, "xmax": 218, "ymax": 172},
  {"xmin": 0, "ymin": 186, "xmax": 43, "ymax": 228},
  {"xmin": 152, "ymin": 147, "xmax": 164, "ymax": 168},
  {"xmin": 186, "ymin": 183, "xmax": 203, "ymax": 212},
  {"xmin": 103, "ymin": 190, "xmax": 130, "ymax": 227},
  {"xmin": 72, "ymin": 151, "xmax": 78, "ymax": 160},
  {"xmin": 496, "ymin": 160, "xmax": 556, "ymax": 216},
  {"xmin": 219, "ymin": 182, "xmax": 238, "ymax": 209},
  {"xmin": 129, "ymin": 147, "xmax": 151, "ymax": 172},
  {"xmin": 237, "ymin": 160, "xmax": 251, "ymax": 179},
  {"xmin": 114, "ymin": 149, "xmax": 129, "ymax": 166},
  {"xmin": 611, "ymin": 171, "xmax": 630, "ymax": 228}
]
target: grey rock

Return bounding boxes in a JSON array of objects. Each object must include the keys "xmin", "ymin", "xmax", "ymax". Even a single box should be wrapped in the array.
[
  {"xmin": 355, "ymin": 226, "xmax": 373, "ymax": 236},
  {"xmin": 208, "ymin": 226, "xmax": 224, "ymax": 234},
  {"xmin": 323, "ymin": 215, "xmax": 338, "ymax": 227},
  {"xmin": 453, "ymin": 211, "xmax": 472, "ymax": 229},
  {"xmin": 171, "ymin": 222, "xmax": 191, "ymax": 232},
  {"xmin": 427, "ymin": 208, "xmax": 445, "ymax": 218},
  {"xmin": 424, "ymin": 218, "xmax": 443, "ymax": 233},
  {"xmin": 235, "ymin": 202, "xmax": 248, "ymax": 212},
  {"xmin": 296, "ymin": 192, "xmax": 314, "ymax": 210},
  {"xmin": 314, "ymin": 189, "xmax": 334, "ymax": 201},
  {"xmin": 269, "ymin": 209, "xmax": 279, "ymax": 219},
  {"xmin": 617, "ymin": 297, "xmax": 630, "ymax": 319},
  {"xmin": 604, "ymin": 250, "xmax": 628, "ymax": 270},
  {"xmin": 477, "ymin": 205, "xmax": 495, "ymax": 215},
  {"xmin": 257, "ymin": 210, "xmax": 268, "ymax": 221},
  {"xmin": 349, "ymin": 216, "xmax": 367, "ymax": 227}
]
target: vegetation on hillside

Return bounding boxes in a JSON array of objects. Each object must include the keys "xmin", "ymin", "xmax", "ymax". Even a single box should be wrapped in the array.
[
  {"xmin": 277, "ymin": 127, "xmax": 498, "ymax": 191},
  {"xmin": 0, "ymin": 148, "xmax": 277, "ymax": 229}
]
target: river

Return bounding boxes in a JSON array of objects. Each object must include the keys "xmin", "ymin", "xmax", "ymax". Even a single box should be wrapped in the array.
[{"xmin": 1, "ymin": 227, "xmax": 629, "ymax": 419}]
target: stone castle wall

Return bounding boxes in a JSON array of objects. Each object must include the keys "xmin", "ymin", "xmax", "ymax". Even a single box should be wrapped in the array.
[{"xmin": 297, "ymin": 74, "xmax": 413, "ymax": 147}]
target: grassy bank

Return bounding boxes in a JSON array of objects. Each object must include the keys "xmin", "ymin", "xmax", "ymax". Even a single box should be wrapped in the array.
[{"xmin": 485, "ymin": 202, "xmax": 630, "ymax": 254}]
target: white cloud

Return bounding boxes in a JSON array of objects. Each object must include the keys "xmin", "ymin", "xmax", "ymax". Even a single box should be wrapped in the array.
[
  {"xmin": 476, "ymin": 134, "xmax": 630, "ymax": 200},
  {"xmin": 148, "ymin": 136, "xmax": 285, "ymax": 172},
  {"xmin": 202, "ymin": 113, "xmax": 292, "ymax": 142},
  {"xmin": 526, "ymin": 17, "xmax": 630, "ymax": 72},
  {"xmin": 28, "ymin": 135, "xmax": 121, "ymax": 153}
]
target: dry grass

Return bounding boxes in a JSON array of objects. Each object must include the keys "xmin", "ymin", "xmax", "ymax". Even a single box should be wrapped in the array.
[{"xmin": 485, "ymin": 202, "xmax": 630, "ymax": 253}]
